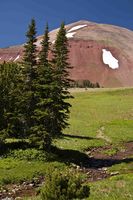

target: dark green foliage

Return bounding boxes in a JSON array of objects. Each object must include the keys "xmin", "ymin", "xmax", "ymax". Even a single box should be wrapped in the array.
[
  {"xmin": 40, "ymin": 170, "xmax": 90, "ymax": 200},
  {"xmin": 0, "ymin": 140, "xmax": 30, "ymax": 156},
  {"xmin": 0, "ymin": 62, "xmax": 24, "ymax": 139},
  {"xmin": 23, "ymin": 18, "xmax": 37, "ymax": 66},
  {"xmin": 71, "ymin": 80, "xmax": 100, "ymax": 88},
  {"xmin": 8, "ymin": 148, "xmax": 52, "ymax": 161},
  {"xmin": 30, "ymin": 126, "xmax": 52, "ymax": 150},
  {"xmin": 95, "ymin": 82, "xmax": 100, "ymax": 88},
  {"xmin": 30, "ymin": 23, "xmax": 53, "ymax": 150},
  {"xmin": 39, "ymin": 22, "xmax": 49, "ymax": 65},
  {"xmin": 51, "ymin": 22, "xmax": 73, "ymax": 136},
  {"xmin": 0, "ymin": 20, "xmax": 73, "ymax": 152},
  {"xmin": 31, "ymin": 22, "xmax": 73, "ymax": 149},
  {"xmin": 22, "ymin": 18, "xmax": 38, "ymax": 136}
]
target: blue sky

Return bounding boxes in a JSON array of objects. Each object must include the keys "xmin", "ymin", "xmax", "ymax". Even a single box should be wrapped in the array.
[{"xmin": 0, "ymin": 0, "xmax": 132, "ymax": 47}]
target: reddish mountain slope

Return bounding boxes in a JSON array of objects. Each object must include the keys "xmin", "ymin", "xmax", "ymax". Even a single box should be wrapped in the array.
[{"xmin": 0, "ymin": 20, "xmax": 133, "ymax": 87}]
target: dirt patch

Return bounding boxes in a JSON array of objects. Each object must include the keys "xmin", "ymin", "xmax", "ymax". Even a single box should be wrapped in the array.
[
  {"xmin": 82, "ymin": 141, "xmax": 133, "ymax": 181},
  {"xmin": 88, "ymin": 141, "xmax": 133, "ymax": 159},
  {"xmin": 0, "ymin": 176, "xmax": 44, "ymax": 200}
]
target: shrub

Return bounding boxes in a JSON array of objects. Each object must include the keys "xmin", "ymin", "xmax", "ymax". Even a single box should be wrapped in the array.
[
  {"xmin": 40, "ymin": 170, "xmax": 90, "ymax": 200},
  {"xmin": 0, "ymin": 135, "xmax": 6, "ymax": 155},
  {"xmin": 8, "ymin": 148, "xmax": 55, "ymax": 161},
  {"xmin": 71, "ymin": 80, "xmax": 100, "ymax": 88}
]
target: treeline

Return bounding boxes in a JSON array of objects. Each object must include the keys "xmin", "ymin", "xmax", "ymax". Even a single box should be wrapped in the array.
[
  {"xmin": 71, "ymin": 80, "xmax": 100, "ymax": 88},
  {"xmin": 0, "ymin": 19, "xmax": 72, "ymax": 151}
]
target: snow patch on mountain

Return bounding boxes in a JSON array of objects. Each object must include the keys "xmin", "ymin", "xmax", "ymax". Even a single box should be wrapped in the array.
[
  {"xmin": 14, "ymin": 55, "xmax": 20, "ymax": 62},
  {"xmin": 102, "ymin": 49, "xmax": 119, "ymax": 69},
  {"xmin": 35, "ymin": 40, "xmax": 41, "ymax": 47},
  {"xmin": 68, "ymin": 25, "xmax": 87, "ymax": 32},
  {"xmin": 66, "ymin": 32, "xmax": 76, "ymax": 38},
  {"xmin": 9, "ymin": 57, "xmax": 12, "ymax": 60}
]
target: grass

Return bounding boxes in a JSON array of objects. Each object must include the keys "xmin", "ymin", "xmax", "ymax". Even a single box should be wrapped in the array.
[
  {"xmin": 0, "ymin": 158, "xmax": 66, "ymax": 185},
  {"xmin": 0, "ymin": 87, "xmax": 133, "ymax": 199},
  {"xmin": 54, "ymin": 136, "xmax": 104, "ymax": 151},
  {"xmin": 102, "ymin": 147, "xmax": 118, "ymax": 156},
  {"xmin": 108, "ymin": 160, "xmax": 133, "ymax": 174},
  {"xmin": 89, "ymin": 173, "xmax": 133, "ymax": 200},
  {"xmin": 55, "ymin": 88, "xmax": 133, "ymax": 150}
]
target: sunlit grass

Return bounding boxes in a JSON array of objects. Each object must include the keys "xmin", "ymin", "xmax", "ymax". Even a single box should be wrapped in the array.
[
  {"xmin": 63, "ymin": 88, "xmax": 133, "ymax": 143},
  {"xmin": 89, "ymin": 173, "xmax": 133, "ymax": 200}
]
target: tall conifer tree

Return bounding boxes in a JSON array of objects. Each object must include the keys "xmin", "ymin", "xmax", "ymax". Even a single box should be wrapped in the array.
[
  {"xmin": 39, "ymin": 23, "xmax": 49, "ymax": 65},
  {"xmin": 23, "ymin": 19, "xmax": 37, "ymax": 67},
  {"xmin": 22, "ymin": 18, "xmax": 38, "ymax": 135},
  {"xmin": 31, "ymin": 23, "xmax": 53, "ymax": 149},
  {"xmin": 51, "ymin": 22, "xmax": 73, "ymax": 136}
]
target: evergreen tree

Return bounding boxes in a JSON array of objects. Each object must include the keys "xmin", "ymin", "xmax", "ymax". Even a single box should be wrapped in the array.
[
  {"xmin": 31, "ymin": 23, "xmax": 53, "ymax": 150},
  {"xmin": 22, "ymin": 18, "xmax": 38, "ymax": 135},
  {"xmin": 0, "ymin": 62, "xmax": 24, "ymax": 140},
  {"xmin": 23, "ymin": 18, "xmax": 37, "ymax": 66},
  {"xmin": 51, "ymin": 22, "xmax": 73, "ymax": 136},
  {"xmin": 39, "ymin": 23, "xmax": 49, "ymax": 65},
  {"xmin": 0, "ymin": 62, "xmax": 12, "ymax": 141}
]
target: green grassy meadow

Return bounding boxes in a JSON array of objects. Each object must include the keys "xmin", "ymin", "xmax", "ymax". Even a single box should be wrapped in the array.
[
  {"xmin": 0, "ymin": 88, "xmax": 133, "ymax": 199},
  {"xmin": 55, "ymin": 88, "xmax": 133, "ymax": 150}
]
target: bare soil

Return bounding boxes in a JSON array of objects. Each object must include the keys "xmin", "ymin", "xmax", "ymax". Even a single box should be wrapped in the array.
[{"xmin": 83, "ymin": 141, "xmax": 133, "ymax": 181}]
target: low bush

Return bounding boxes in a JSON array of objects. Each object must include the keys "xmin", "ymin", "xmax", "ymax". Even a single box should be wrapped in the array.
[
  {"xmin": 8, "ymin": 148, "xmax": 55, "ymax": 161},
  {"xmin": 70, "ymin": 80, "xmax": 100, "ymax": 88},
  {"xmin": 40, "ymin": 170, "xmax": 90, "ymax": 200}
]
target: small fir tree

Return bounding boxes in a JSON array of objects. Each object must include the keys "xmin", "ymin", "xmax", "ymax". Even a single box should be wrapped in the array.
[{"xmin": 40, "ymin": 170, "xmax": 90, "ymax": 200}]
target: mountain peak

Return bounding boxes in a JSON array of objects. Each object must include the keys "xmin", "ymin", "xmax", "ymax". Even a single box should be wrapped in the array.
[{"xmin": 0, "ymin": 20, "xmax": 133, "ymax": 87}]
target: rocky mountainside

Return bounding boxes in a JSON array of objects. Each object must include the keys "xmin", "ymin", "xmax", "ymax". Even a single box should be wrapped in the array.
[{"xmin": 0, "ymin": 20, "xmax": 133, "ymax": 87}]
